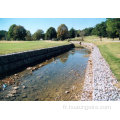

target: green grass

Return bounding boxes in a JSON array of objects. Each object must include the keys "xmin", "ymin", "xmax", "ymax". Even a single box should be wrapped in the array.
[
  {"xmin": 0, "ymin": 40, "xmax": 69, "ymax": 55},
  {"xmin": 83, "ymin": 36, "xmax": 120, "ymax": 81},
  {"xmin": 97, "ymin": 42, "xmax": 120, "ymax": 81},
  {"xmin": 84, "ymin": 35, "xmax": 120, "ymax": 42}
]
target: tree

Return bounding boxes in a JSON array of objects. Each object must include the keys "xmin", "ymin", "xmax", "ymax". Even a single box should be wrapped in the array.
[
  {"xmin": 57, "ymin": 24, "xmax": 68, "ymax": 40},
  {"xmin": 32, "ymin": 29, "xmax": 44, "ymax": 40},
  {"xmin": 45, "ymin": 27, "xmax": 57, "ymax": 40},
  {"xmin": 80, "ymin": 31, "xmax": 85, "ymax": 41},
  {"xmin": 25, "ymin": 30, "xmax": 32, "ymax": 41},
  {"xmin": 7, "ymin": 24, "xmax": 27, "ymax": 40},
  {"xmin": 92, "ymin": 22, "xmax": 107, "ymax": 41},
  {"xmin": 114, "ymin": 18, "xmax": 120, "ymax": 40},
  {"xmin": 7, "ymin": 24, "xmax": 17, "ymax": 40},
  {"xmin": 76, "ymin": 30, "xmax": 81, "ymax": 37},
  {"xmin": 13, "ymin": 25, "xmax": 27, "ymax": 40},
  {"xmin": 69, "ymin": 28, "xmax": 76, "ymax": 38},
  {"xmin": 91, "ymin": 27, "xmax": 98, "ymax": 35},
  {"xmin": 106, "ymin": 18, "xmax": 120, "ymax": 40},
  {"xmin": 83, "ymin": 27, "xmax": 93, "ymax": 36},
  {"xmin": 0, "ymin": 30, "xmax": 7, "ymax": 40}
]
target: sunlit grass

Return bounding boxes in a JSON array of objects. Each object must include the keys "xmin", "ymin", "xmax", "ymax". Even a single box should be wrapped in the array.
[
  {"xmin": 98, "ymin": 43, "xmax": 120, "ymax": 81},
  {"xmin": 0, "ymin": 40, "xmax": 69, "ymax": 55}
]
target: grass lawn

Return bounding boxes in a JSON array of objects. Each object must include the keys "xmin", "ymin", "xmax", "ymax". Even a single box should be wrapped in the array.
[
  {"xmin": 0, "ymin": 40, "xmax": 69, "ymax": 55},
  {"xmin": 84, "ymin": 35, "xmax": 120, "ymax": 42},
  {"xmin": 67, "ymin": 35, "xmax": 120, "ymax": 42},
  {"xmin": 97, "ymin": 42, "xmax": 120, "ymax": 81}
]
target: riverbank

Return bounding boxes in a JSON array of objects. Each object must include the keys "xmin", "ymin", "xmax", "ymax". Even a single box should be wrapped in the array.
[
  {"xmin": 80, "ymin": 42, "xmax": 120, "ymax": 101},
  {"xmin": 0, "ymin": 41, "xmax": 69, "ymax": 55},
  {"xmin": 0, "ymin": 43, "xmax": 74, "ymax": 78},
  {"xmin": 0, "ymin": 48, "xmax": 89, "ymax": 101}
]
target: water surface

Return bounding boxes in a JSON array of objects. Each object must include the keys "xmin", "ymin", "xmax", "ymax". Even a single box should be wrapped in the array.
[{"xmin": 0, "ymin": 48, "xmax": 89, "ymax": 101}]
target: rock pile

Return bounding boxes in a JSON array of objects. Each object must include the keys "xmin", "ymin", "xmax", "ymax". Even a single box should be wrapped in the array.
[{"xmin": 81, "ymin": 43, "xmax": 120, "ymax": 101}]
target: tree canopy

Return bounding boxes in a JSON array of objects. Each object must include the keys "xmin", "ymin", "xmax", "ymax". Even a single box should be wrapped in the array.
[
  {"xmin": 57, "ymin": 24, "xmax": 68, "ymax": 40},
  {"xmin": 7, "ymin": 24, "xmax": 27, "ymax": 40},
  {"xmin": 0, "ymin": 30, "xmax": 7, "ymax": 40},
  {"xmin": 69, "ymin": 28, "xmax": 76, "ymax": 38},
  {"xmin": 1, "ymin": 19, "xmax": 120, "ymax": 41},
  {"xmin": 83, "ymin": 27, "xmax": 93, "ymax": 36},
  {"xmin": 32, "ymin": 29, "xmax": 44, "ymax": 40},
  {"xmin": 7, "ymin": 24, "xmax": 17, "ymax": 40},
  {"xmin": 106, "ymin": 18, "xmax": 120, "ymax": 39},
  {"xmin": 92, "ymin": 22, "xmax": 107, "ymax": 40},
  {"xmin": 25, "ymin": 30, "xmax": 32, "ymax": 41},
  {"xmin": 45, "ymin": 27, "xmax": 57, "ymax": 40}
]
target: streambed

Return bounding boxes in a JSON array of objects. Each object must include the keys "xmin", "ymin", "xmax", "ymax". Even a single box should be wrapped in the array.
[{"xmin": 0, "ymin": 48, "xmax": 90, "ymax": 101}]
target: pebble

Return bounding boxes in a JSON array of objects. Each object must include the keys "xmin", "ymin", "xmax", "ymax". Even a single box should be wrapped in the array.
[
  {"xmin": 13, "ymin": 86, "xmax": 19, "ymax": 90},
  {"xmin": 65, "ymin": 91, "xmax": 70, "ymax": 94},
  {"xmin": 27, "ymin": 67, "xmax": 32, "ymax": 70},
  {"xmin": 80, "ymin": 42, "xmax": 120, "ymax": 101},
  {"xmin": 11, "ymin": 90, "xmax": 17, "ymax": 94},
  {"xmin": 22, "ymin": 85, "xmax": 26, "ymax": 89},
  {"xmin": 6, "ymin": 93, "xmax": 14, "ymax": 98},
  {"xmin": 22, "ymin": 94, "xmax": 27, "ymax": 98}
]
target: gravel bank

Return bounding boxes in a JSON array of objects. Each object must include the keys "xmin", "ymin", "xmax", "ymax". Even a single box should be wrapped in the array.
[{"xmin": 81, "ymin": 42, "xmax": 120, "ymax": 101}]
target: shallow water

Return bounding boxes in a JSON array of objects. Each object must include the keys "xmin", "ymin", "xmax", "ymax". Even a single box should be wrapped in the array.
[{"xmin": 0, "ymin": 48, "xmax": 89, "ymax": 101}]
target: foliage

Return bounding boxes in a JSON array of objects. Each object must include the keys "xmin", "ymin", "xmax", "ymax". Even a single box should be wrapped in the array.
[
  {"xmin": 25, "ymin": 30, "xmax": 32, "ymax": 41},
  {"xmin": 7, "ymin": 24, "xmax": 17, "ymax": 40},
  {"xmin": 83, "ymin": 27, "xmax": 93, "ymax": 36},
  {"xmin": 57, "ymin": 24, "xmax": 68, "ymax": 40},
  {"xmin": 76, "ymin": 30, "xmax": 81, "ymax": 37},
  {"xmin": 13, "ymin": 25, "xmax": 27, "ymax": 40},
  {"xmin": 106, "ymin": 18, "xmax": 120, "ymax": 40},
  {"xmin": 0, "ymin": 30, "xmax": 7, "ymax": 40},
  {"xmin": 32, "ymin": 29, "xmax": 44, "ymax": 40},
  {"xmin": 7, "ymin": 24, "xmax": 27, "ymax": 40},
  {"xmin": 69, "ymin": 28, "xmax": 76, "ymax": 38},
  {"xmin": 80, "ymin": 31, "xmax": 85, "ymax": 41},
  {"xmin": 45, "ymin": 27, "xmax": 57, "ymax": 40},
  {"xmin": 92, "ymin": 22, "xmax": 107, "ymax": 40},
  {"xmin": 2, "ymin": 18, "xmax": 120, "ymax": 41}
]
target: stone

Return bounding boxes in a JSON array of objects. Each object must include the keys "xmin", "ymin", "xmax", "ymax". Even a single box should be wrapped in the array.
[
  {"xmin": 65, "ymin": 91, "xmax": 70, "ymax": 94},
  {"xmin": 27, "ymin": 67, "xmax": 32, "ymax": 70},
  {"xmin": 10, "ymin": 90, "xmax": 17, "ymax": 94},
  {"xmin": 22, "ymin": 85, "xmax": 26, "ymax": 89},
  {"xmin": 6, "ymin": 93, "xmax": 14, "ymax": 97},
  {"xmin": 13, "ymin": 86, "xmax": 19, "ymax": 90},
  {"xmin": 81, "ymin": 42, "xmax": 120, "ymax": 101},
  {"xmin": 22, "ymin": 94, "xmax": 27, "ymax": 98}
]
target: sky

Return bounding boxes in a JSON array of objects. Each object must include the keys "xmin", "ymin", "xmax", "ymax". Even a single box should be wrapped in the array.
[{"xmin": 0, "ymin": 18, "xmax": 106, "ymax": 34}]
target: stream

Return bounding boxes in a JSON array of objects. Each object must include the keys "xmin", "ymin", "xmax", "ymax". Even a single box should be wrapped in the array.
[{"xmin": 0, "ymin": 48, "xmax": 90, "ymax": 101}]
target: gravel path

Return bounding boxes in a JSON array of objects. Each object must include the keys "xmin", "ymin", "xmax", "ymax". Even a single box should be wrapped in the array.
[{"xmin": 80, "ymin": 42, "xmax": 120, "ymax": 101}]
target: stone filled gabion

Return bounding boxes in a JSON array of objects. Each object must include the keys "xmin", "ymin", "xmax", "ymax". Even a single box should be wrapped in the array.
[
  {"xmin": 0, "ymin": 44, "xmax": 74, "ymax": 77},
  {"xmin": 81, "ymin": 43, "xmax": 120, "ymax": 101}
]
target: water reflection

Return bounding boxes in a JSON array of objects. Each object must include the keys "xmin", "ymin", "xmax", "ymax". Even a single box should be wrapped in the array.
[{"xmin": 0, "ymin": 48, "xmax": 89, "ymax": 101}]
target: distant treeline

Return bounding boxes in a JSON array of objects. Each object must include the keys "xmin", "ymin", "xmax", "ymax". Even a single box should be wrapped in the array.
[
  {"xmin": 0, "ymin": 18, "xmax": 120, "ymax": 41},
  {"xmin": 83, "ymin": 18, "xmax": 120, "ymax": 40}
]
